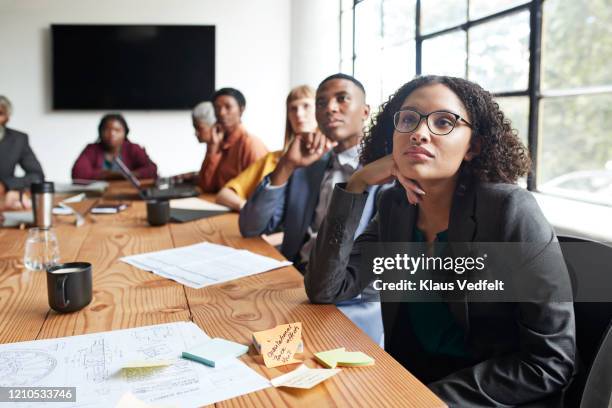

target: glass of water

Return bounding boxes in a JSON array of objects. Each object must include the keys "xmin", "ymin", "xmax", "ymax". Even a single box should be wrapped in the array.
[{"xmin": 23, "ymin": 228, "xmax": 60, "ymax": 271}]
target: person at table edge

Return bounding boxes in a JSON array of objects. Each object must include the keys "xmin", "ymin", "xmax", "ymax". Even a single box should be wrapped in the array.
[
  {"xmin": 197, "ymin": 87, "xmax": 268, "ymax": 193},
  {"xmin": 72, "ymin": 113, "xmax": 158, "ymax": 181},
  {"xmin": 0, "ymin": 95, "xmax": 44, "ymax": 193}
]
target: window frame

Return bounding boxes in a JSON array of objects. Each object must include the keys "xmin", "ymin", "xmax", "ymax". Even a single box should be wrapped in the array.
[{"xmin": 341, "ymin": 0, "xmax": 612, "ymax": 200}]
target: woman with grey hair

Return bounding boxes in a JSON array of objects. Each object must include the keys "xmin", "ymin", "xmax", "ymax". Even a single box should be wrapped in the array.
[
  {"xmin": 192, "ymin": 101, "xmax": 216, "ymax": 133},
  {"xmin": 171, "ymin": 101, "xmax": 219, "ymax": 183},
  {"xmin": 0, "ymin": 95, "xmax": 45, "ymax": 194}
]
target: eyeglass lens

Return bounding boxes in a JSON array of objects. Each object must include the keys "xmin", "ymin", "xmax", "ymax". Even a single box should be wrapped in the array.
[{"xmin": 394, "ymin": 110, "xmax": 458, "ymax": 135}]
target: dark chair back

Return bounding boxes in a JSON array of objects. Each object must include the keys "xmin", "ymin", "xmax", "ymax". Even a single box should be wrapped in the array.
[
  {"xmin": 557, "ymin": 235, "xmax": 612, "ymax": 407},
  {"xmin": 580, "ymin": 322, "xmax": 612, "ymax": 408}
]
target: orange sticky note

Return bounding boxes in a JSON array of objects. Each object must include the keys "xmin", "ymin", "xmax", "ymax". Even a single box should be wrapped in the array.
[{"xmin": 253, "ymin": 322, "xmax": 302, "ymax": 368}]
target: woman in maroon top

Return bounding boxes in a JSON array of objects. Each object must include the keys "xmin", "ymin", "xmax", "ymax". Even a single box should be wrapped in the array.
[{"xmin": 71, "ymin": 114, "xmax": 158, "ymax": 181}]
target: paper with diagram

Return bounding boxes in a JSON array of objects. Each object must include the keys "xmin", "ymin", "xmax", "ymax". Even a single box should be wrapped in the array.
[
  {"xmin": 0, "ymin": 321, "xmax": 269, "ymax": 407},
  {"xmin": 121, "ymin": 242, "xmax": 292, "ymax": 289}
]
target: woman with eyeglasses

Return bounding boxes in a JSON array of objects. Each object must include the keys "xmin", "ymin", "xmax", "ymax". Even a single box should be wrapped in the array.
[{"xmin": 304, "ymin": 76, "xmax": 575, "ymax": 406}]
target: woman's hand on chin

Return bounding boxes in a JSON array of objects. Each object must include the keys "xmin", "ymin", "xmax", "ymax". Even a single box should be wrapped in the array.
[
  {"xmin": 396, "ymin": 171, "xmax": 426, "ymax": 205},
  {"xmin": 206, "ymin": 123, "xmax": 225, "ymax": 155},
  {"xmin": 347, "ymin": 155, "xmax": 426, "ymax": 203},
  {"xmin": 346, "ymin": 155, "xmax": 397, "ymax": 194}
]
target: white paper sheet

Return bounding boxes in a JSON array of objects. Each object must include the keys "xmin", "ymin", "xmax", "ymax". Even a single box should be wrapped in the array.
[
  {"xmin": 0, "ymin": 322, "xmax": 270, "ymax": 407},
  {"xmin": 55, "ymin": 181, "xmax": 109, "ymax": 194},
  {"xmin": 169, "ymin": 197, "xmax": 230, "ymax": 212},
  {"xmin": 270, "ymin": 364, "xmax": 341, "ymax": 389},
  {"xmin": 53, "ymin": 194, "xmax": 87, "ymax": 215},
  {"xmin": 1, "ymin": 210, "xmax": 33, "ymax": 227},
  {"xmin": 115, "ymin": 392, "xmax": 158, "ymax": 408},
  {"xmin": 121, "ymin": 242, "xmax": 292, "ymax": 289}
]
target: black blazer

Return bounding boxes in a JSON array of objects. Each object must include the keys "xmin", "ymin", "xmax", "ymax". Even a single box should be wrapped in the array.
[
  {"xmin": 0, "ymin": 127, "xmax": 44, "ymax": 190},
  {"xmin": 305, "ymin": 181, "xmax": 576, "ymax": 407}
]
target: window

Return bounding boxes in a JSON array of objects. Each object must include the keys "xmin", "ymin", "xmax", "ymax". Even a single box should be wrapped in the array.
[
  {"xmin": 422, "ymin": 30, "xmax": 466, "ymax": 78},
  {"xmin": 342, "ymin": 0, "xmax": 415, "ymax": 108},
  {"xmin": 354, "ymin": 0, "xmax": 383, "ymax": 107},
  {"xmin": 340, "ymin": 0, "xmax": 354, "ymax": 74},
  {"xmin": 341, "ymin": 0, "xmax": 612, "ymax": 206},
  {"xmin": 421, "ymin": 0, "xmax": 465, "ymax": 35},
  {"xmin": 468, "ymin": 11, "xmax": 530, "ymax": 93},
  {"xmin": 539, "ymin": 0, "xmax": 612, "ymax": 205},
  {"xmin": 381, "ymin": 0, "xmax": 416, "ymax": 100}
]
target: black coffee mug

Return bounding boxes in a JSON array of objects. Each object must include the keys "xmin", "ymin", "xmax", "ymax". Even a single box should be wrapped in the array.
[
  {"xmin": 147, "ymin": 200, "xmax": 170, "ymax": 226},
  {"xmin": 46, "ymin": 262, "xmax": 93, "ymax": 313}
]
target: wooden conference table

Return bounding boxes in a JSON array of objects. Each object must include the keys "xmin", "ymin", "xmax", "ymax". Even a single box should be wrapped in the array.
[{"xmin": 0, "ymin": 181, "xmax": 445, "ymax": 408}]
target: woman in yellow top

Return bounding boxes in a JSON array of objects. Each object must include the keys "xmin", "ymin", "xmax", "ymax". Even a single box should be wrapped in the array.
[{"xmin": 215, "ymin": 85, "xmax": 320, "ymax": 210}]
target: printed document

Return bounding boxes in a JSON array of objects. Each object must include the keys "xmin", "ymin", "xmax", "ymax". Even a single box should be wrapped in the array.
[
  {"xmin": 121, "ymin": 242, "xmax": 292, "ymax": 289},
  {"xmin": 0, "ymin": 322, "xmax": 269, "ymax": 407}
]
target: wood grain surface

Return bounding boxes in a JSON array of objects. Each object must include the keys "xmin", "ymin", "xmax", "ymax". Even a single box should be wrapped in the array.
[{"xmin": 0, "ymin": 182, "xmax": 445, "ymax": 408}]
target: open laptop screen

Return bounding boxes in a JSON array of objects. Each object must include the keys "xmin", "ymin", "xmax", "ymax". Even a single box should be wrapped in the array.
[{"xmin": 114, "ymin": 157, "xmax": 142, "ymax": 188}]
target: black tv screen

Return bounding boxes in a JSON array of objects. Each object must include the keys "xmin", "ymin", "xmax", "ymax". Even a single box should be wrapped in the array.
[{"xmin": 52, "ymin": 24, "xmax": 215, "ymax": 110}]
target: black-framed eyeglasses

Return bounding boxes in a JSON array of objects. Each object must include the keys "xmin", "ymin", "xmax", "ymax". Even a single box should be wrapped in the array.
[{"xmin": 393, "ymin": 109, "xmax": 472, "ymax": 136}]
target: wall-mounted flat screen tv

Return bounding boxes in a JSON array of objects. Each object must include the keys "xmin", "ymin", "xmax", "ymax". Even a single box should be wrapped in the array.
[{"xmin": 52, "ymin": 24, "xmax": 215, "ymax": 110}]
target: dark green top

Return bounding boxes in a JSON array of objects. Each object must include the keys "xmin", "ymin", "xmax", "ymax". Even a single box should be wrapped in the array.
[{"xmin": 409, "ymin": 227, "xmax": 468, "ymax": 358}]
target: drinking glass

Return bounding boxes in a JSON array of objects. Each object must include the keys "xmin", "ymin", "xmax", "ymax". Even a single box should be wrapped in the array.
[{"xmin": 23, "ymin": 228, "xmax": 60, "ymax": 271}]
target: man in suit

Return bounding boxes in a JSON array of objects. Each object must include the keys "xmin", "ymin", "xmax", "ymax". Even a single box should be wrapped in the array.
[
  {"xmin": 0, "ymin": 96, "xmax": 44, "ymax": 194},
  {"xmin": 239, "ymin": 73, "xmax": 385, "ymax": 343}
]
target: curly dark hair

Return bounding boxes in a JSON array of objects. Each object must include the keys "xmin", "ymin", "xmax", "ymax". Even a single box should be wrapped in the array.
[{"xmin": 361, "ymin": 75, "xmax": 531, "ymax": 183}]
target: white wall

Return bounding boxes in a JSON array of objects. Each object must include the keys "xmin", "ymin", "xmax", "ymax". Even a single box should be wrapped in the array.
[
  {"xmin": 290, "ymin": 0, "xmax": 340, "ymax": 87},
  {"xmin": 0, "ymin": 0, "xmax": 291, "ymax": 181}
]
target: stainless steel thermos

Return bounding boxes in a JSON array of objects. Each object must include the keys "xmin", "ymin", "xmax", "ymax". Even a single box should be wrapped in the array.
[{"xmin": 31, "ymin": 181, "xmax": 54, "ymax": 229}]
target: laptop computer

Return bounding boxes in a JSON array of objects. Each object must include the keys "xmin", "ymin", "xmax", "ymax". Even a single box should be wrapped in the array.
[{"xmin": 114, "ymin": 157, "xmax": 199, "ymax": 200}]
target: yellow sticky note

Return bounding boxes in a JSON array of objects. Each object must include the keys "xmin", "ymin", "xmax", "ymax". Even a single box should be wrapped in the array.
[
  {"xmin": 253, "ymin": 322, "xmax": 302, "ymax": 368},
  {"xmin": 335, "ymin": 351, "xmax": 374, "ymax": 367},
  {"xmin": 314, "ymin": 348, "xmax": 374, "ymax": 368},
  {"xmin": 271, "ymin": 364, "xmax": 340, "ymax": 389},
  {"xmin": 122, "ymin": 359, "xmax": 174, "ymax": 369},
  {"xmin": 313, "ymin": 347, "xmax": 345, "ymax": 369}
]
